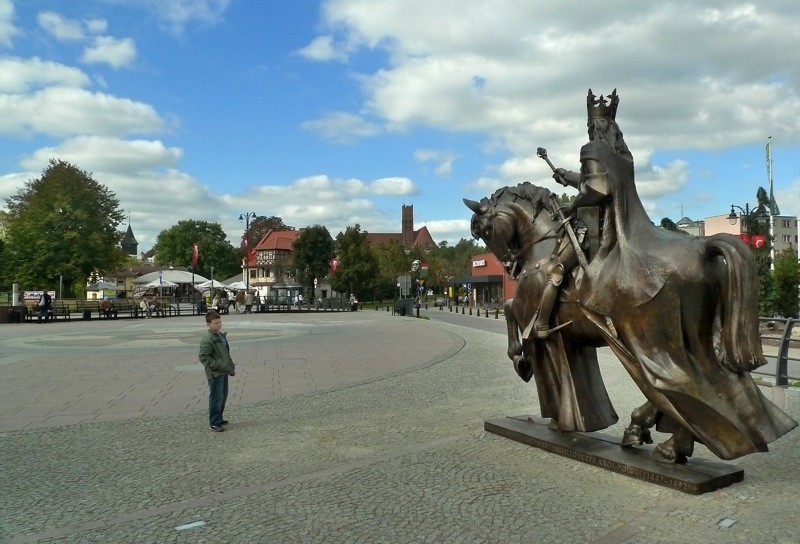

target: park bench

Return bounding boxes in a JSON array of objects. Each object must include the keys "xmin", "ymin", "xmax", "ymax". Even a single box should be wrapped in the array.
[{"xmin": 53, "ymin": 301, "xmax": 71, "ymax": 320}]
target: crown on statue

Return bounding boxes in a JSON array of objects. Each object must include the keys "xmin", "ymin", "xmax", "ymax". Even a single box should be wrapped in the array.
[{"xmin": 587, "ymin": 88, "xmax": 619, "ymax": 120}]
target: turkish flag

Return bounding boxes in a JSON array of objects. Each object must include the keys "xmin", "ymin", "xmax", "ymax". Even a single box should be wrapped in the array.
[
  {"xmin": 192, "ymin": 242, "xmax": 198, "ymax": 267},
  {"xmin": 330, "ymin": 258, "xmax": 339, "ymax": 275},
  {"xmin": 751, "ymin": 235, "xmax": 767, "ymax": 249},
  {"xmin": 738, "ymin": 234, "xmax": 751, "ymax": 245}
]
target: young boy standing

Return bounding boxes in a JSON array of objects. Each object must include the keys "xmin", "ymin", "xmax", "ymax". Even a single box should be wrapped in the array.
[{"xmin": 198, "ymin": 311, "xmax": 236, "ymax": 432}]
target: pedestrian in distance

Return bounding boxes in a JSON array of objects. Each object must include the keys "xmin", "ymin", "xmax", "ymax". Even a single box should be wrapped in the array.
[
  {"xmin": 198, "ymin": 310, "xmax": 236, "ymax": 432},
  {"xmin": 37, "ymin": 291, "xmax": 53, "ymax": 323}
]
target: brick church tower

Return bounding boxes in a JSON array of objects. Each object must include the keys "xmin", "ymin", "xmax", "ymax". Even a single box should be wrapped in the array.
[{"xmin": 402, "ymin": 205, "xmax": 414, "ymax": 247}]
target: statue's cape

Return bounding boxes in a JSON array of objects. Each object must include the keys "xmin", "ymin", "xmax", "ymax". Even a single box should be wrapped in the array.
[{"xmin": 577, "ymin": 140, "xmax": 671, "ymax": 313}]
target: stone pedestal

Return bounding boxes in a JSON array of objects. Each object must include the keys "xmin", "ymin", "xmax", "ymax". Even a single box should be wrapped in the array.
[{"xmin": 485, "ymin": 415, "xmax": 744, "ymax": 494}]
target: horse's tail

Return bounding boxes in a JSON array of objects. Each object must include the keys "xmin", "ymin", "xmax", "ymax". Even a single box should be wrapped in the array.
[{"xmin": 707, "ymin": 234, "xmax": 766, "ymax": 372}]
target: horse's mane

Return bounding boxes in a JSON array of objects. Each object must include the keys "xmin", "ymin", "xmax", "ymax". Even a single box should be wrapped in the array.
[{"xmin": 486, "ymin": 182, "xmax": 554, "ymax": 213}]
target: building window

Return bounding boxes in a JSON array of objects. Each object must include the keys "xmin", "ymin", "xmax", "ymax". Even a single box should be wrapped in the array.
[
  {"xmin": 782, "ymin": 234, "xmax": 791, "ymax": 243},
  {"xmin": 783, "ymin": 219, "xmax": 792, "ymax": 228}
]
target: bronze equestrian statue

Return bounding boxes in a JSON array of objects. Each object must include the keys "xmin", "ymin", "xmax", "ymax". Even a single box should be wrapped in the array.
[{"xmin": 464, "ymin": 89, "xmax": 796, "ymax": 464}]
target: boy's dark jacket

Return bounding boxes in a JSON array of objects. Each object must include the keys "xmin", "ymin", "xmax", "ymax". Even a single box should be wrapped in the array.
[{"xmin": 199, "ymin": 330, "xmax": 236, "ymax": 380}]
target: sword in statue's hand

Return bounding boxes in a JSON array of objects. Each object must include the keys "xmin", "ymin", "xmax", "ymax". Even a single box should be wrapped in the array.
[{"xmin": 536, "ymin": 147, "xmax": 589, "ymax": 269}]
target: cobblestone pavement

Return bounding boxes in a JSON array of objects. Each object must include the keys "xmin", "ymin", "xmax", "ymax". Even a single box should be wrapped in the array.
[{"xmin": 1, "ymin": 310, "xmax": 798, "ymax": 543}]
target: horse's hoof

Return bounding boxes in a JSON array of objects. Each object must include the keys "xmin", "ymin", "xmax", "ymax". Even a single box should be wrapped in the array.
[
  {"xmin": 512, "ymin": 356, "xmax": 533, "ymax": 382},
  {"xmin": 650, "ymin": 442, "xmax": 688, "ymax": 464},
  {"xmin": 651, "ymin": 443, "xmax": 676, "ymax": 463},
  {"xmin": 620, "ymin": 425, "xmax": 652, "ymax": 447}
]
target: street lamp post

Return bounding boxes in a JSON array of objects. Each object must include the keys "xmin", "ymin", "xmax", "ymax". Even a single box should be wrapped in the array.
[
  {"xmin": 239, "ymin": 212, "xmax": 256, "ymax": 292},
  {"xmin": 727, "ymin": 204, "xmax": 751, "ymax": 232}
]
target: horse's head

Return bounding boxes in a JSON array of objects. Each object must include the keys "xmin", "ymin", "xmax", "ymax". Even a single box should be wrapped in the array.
[
  {"xmin": 464, "ymin": 183, "xmax": 556, "ymax": 279},
  {"xmin": 464, "ymin": 196, "xmax": 523, "ymax": 278}
]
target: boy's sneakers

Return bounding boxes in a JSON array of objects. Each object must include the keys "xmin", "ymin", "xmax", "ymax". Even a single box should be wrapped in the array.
[{"xmin": 210, "ymin": 425, "xmax": 225, "ymax": 432}]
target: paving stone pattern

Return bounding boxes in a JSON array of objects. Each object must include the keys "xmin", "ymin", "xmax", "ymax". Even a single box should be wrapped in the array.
[{"xmin": 1, "ymin": 310, "xmax": 798, "ymax": 543}]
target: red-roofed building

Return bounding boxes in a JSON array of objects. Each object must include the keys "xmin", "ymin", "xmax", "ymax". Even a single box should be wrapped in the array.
[
  {"xmin": 248, "ymin": 229, "xmax": 301, "ymax": 292},
  {"xmin": 364, "ymin": 205, "xmax": 436, "ymax": 249}
]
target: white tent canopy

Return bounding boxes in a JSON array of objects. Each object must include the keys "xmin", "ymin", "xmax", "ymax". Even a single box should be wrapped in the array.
[
  {"xmin": 133, "ymin": 270, "xmax": 209, "ymax": 285},
  {"xmin": 142, "ymin": 279, "xmax": 179, "ymax": 288},
  {"xmin": 196, "ymin": 279, "xmax": 229, "ymax": 291},
  {"xmin": 86, "ymin": 280, "xmax": 117, "ymax": 291}
]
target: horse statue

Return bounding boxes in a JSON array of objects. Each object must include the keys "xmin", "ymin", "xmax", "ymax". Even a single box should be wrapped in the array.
[{"xmin": 464, "ymin": 181, "xmax": 797, "ymax": 463}]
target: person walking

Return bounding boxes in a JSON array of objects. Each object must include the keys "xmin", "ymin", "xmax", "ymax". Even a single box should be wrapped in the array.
[
  {"xmin": 198, "ymin": 311, "xmax": 236, "ymax": 432},
  {"xmin": 37, "ymin": 291, "xmax": 53, "ymax": 323},
  {"xmin": 244, "ymin": 291, "xmax": 254, "ymax": 313}
]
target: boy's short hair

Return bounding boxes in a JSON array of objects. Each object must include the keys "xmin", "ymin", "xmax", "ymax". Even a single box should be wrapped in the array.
[{"xmin": 205, "ymin": 310, "xmax": 221, "ymax": 323}]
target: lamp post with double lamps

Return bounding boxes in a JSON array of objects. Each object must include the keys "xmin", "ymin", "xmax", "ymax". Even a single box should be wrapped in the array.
[
  {"xmin": 239, "ymin": 212, "xmax": 256, "ymax": 292},
  {"xmin": 727, "ymin": 204, "xmax": 752, "ymax": 233}
]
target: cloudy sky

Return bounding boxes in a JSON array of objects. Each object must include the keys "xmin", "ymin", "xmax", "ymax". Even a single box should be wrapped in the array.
[{"xmin": 2, "ymin": 0, "xmax": 800, "ymax": 252}]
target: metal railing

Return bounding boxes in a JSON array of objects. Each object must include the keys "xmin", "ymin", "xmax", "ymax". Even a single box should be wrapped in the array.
[{"xmin": 757, "ymin": 317, "xmax": 799, "ymax": 386}]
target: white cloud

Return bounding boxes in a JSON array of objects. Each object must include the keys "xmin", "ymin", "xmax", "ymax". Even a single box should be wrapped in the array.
[
  {"xmin": 315, "ymin": 0, "xmax": 800, "ymax": 203},
  {"xmin": 20, "ymin": 136, "xmax": 182, "ymax": 174},
  {"xmin": 420, "ymin": 218, "xmax": 472, "ymax": 245},
  {"xmin": 371, "ymin": 177, "xmax": 418, "ymax": 195},
  {"xmin": 296, "ymin": 35, "xmax": 347, "ymax": 62},
  {"xmin": 0, "ymin": 86, "xmax": 165, "ymax": 137},
  {"xmin": 82, "ymin": 36, "xmax": 137, "ymax": 69},
  {"xmin": 0, "ymin": 56, "xmax": 90, "ymax": 93},
  {"xmin": 301, "ymin": 111, "xmax": 381, "ymax": 143},
  {"xmin": 0, "ymin": 0, "xmax": 18, "ymax": 47},
  {"xmin": 133, "ymin": 0, "xmax": 231, "ymax": 35},
  {"xmin": 414, "ymin": 149, "xmax": 458, "ymax": 177},
  {"xmin": 85, "ymin": 18, "xmax": 108, "ymax": 34},
  {"xmin": 37, "ymin": 11, "xmax": 84, "ymax": 41}
]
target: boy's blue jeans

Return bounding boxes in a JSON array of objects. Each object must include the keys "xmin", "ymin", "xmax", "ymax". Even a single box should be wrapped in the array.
[{"xmin": 208, "ymin": 374, "xmax": 229, "ymax": 427}]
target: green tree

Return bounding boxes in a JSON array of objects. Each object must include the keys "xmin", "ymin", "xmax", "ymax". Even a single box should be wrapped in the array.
[
  {"xmin": 3, "ymin": 159, "xmax": 125, "ymax": 294},
  {"xmin": 290, "ymin": 225, "xmax": 335, "ymax": 299},
  {"xmin": 660, "ymin": 217, "xmax": 678, "ymax": 231},
  {"xmin": 773, "ymin": 247, "xmax": 800, "ymax": 318},
  {"xmin": 745, "ymin": 187, "xmax": 776, "ymax": 315},
  {"xmin": 153, "ymin": 220, "xmax": 237, "ymax": 280},
  {"xmin": 371, "ymin": 239, "xmax": 409, "ymax": 300},
  {"xmin": 331, "ymin": 224, "xmax": 378, "ymax": 300}
]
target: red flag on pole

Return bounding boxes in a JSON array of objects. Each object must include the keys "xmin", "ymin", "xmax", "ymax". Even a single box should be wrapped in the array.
[
  {"xmin": 750, "ymin": 235, "xmax": 767, "ymax": 249},
  {"xmin": 192, "ymin": 242, "xmax": 199, "ymax": 267}
]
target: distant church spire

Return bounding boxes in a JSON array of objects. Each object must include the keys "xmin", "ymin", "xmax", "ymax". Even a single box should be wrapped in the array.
[{"xmin": 121, "ymin": 212, "xmax": 138, "ymax": 256}]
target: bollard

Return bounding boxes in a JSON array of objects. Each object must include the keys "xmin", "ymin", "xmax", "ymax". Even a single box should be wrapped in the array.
[
  {"xmin": 468, "ymin": 307, "xmax": 472, "ymax": 315},
  {"xmin": 461, "ymin": 307, "xmax": 464, "ymax": 314},
  {"xmin": 495, "ymin": 309, "xmax": 499, "ymax": 319},
  {"xmin": 485, "ymin": 309, "xmax": 489, "ymax": 317}
]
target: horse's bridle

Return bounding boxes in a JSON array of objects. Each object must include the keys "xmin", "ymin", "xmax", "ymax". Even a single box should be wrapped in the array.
[{"xmin": 495, "ymin": 205, "xmax": 567, "ymax": 279}]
